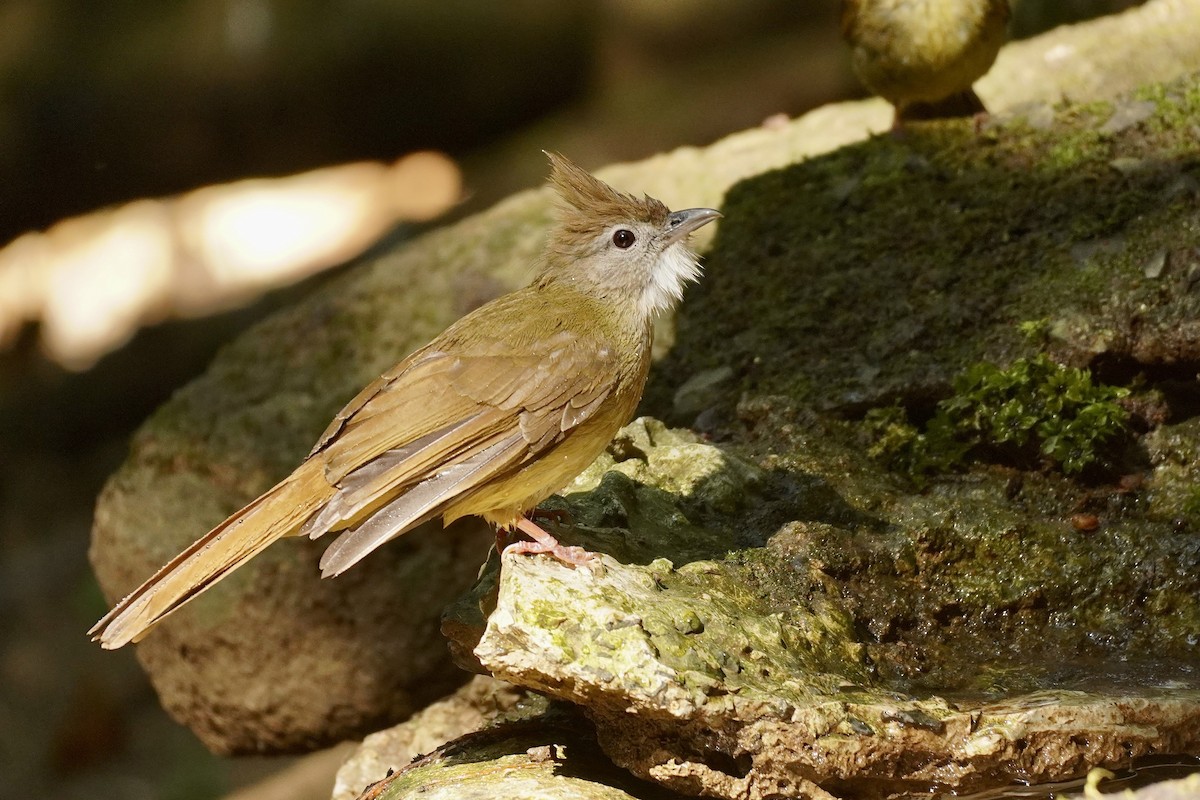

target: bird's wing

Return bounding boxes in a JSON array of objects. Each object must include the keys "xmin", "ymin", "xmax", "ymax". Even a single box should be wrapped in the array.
[
  {"xmin": 305, "ymin": 328, "xmax": 623, "ymax": 576},
  {"xmin": 447, "ymin": 328, "xmax": 620, "ymax": 450}
]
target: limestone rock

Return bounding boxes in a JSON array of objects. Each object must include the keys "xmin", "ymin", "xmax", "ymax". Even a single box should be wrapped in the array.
[
  {"xmin": 332, "ymin": 676, "xmax": 531, "ymax": 800},
  {"xmin": 440, "ymin": 66, "xmax": 1200, "ymax": 790},
  {"xmin": 346, "ymin": 706, "xmax": 684, "ymax": 800},
  {"xmin": 444, "ymin": 415, "xmax": 1200, "ymax": 798},
  {"xmin": 978, "ymin": 0, "xmax": 1200, "ymax": 110}
]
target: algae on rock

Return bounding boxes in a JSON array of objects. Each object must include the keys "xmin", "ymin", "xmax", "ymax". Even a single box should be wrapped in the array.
[
  {"xmin": 436, "ymin": 72, "xmax": 1200, "ymax": 799},
  {"xmin": 443, "ymin": 407, "xmax": 1199, "ymax": 797}
]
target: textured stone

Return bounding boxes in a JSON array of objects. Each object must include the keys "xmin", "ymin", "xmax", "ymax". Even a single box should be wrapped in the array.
[
  {"xmin": 332, "ymin": 676, "xmax": 530, "ymax": 800},
  {"xmin": 346, "ymin": 706, "xmax": 683, "ymax": 800},
  {"xmin": 444, "ymin": 418, "xmax": 1200, "ymax": 799}
]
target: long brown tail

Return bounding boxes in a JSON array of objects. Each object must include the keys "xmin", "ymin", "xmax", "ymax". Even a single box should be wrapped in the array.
[{"xmin": 90, "ymin": 459, "xmax": 334, "ymax": 649}]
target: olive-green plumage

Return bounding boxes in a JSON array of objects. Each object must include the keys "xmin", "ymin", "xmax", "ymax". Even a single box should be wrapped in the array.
[
  {"xmin": 90, "ymin": 153, "xmax": 719, "ymax": 649},
  {"xmin": 841, "ymin": 0, "xmax": 1010, "ymax": 125}
]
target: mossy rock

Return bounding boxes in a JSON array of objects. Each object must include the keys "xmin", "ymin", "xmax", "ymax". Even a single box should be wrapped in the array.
[{"xmin": 444, "ymin": 74, "xmax": 1200, "ymax": 799}]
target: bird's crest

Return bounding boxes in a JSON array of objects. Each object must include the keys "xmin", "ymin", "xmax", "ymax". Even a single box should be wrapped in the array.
[{"xmin": 545, "ymin": 152, "xmax": 668, "ymax": 234}]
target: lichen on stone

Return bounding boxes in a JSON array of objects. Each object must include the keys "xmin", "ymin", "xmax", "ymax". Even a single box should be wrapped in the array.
[{"xmin": 448, "ymin": 71, "xmax": 1200, "ymax": 800}]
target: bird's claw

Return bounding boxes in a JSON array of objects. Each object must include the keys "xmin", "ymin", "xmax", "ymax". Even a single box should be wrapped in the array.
[
  {"xmin": 503, "ymin": 515, "xmax": 597, "ymax": 567},
  {"xmin": 502, "ymin": 539, "xmax": 596, "ymax": 567}
]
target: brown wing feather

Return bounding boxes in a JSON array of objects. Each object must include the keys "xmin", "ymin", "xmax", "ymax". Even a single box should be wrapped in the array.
[
  {"xmin": 317, "ymin": 430, "xmax": 528, "ymax": 576},
  {"xmin": 298, "ymin": 324, "xmax": 623, "ymax": 574},
  {"xmin": 301, "ymin": 408, "xmax": 513, "ymax": 538},
  {"xmin": 309, "ymin": 348, "xmax": 434, "ymax": 456}
]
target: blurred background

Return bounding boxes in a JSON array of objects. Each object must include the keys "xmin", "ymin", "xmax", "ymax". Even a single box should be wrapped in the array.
[{"xmin": 0, "ymin": 1, "xmax": 1147, "ymax": 798}]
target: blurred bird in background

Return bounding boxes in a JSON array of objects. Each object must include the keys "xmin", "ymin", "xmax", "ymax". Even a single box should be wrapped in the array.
[{"xmin": 841, "ymin": 0, "xmax": 1011, "ymax": 128}]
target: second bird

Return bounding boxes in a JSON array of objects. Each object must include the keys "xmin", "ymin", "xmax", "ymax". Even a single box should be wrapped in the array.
[
  {"xmin": 90, "ymin": 153, "xmax": 720, "ymax": 649},
  {"xmin": 842, "ymin": 0, "xmax": 1010, "ymax": 127}
]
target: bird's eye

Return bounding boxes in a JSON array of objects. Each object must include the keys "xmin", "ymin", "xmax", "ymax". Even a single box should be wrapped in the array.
[{"xmin": 612, "ymin": 229, "xmax": 636, "ymax": 249}]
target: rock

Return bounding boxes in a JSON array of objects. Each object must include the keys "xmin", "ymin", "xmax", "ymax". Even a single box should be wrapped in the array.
[
  {"xmin": 91, "ymin": 502, "xmax": 490, "ymax": 754},
  {"xmin": 621, "ymin": 71, "xmax": 1200, "ymax": 796},
  {"xmin": 225, "ymin": 743, "xmax": 356, "ymax": 800},
  {"xmin": 443, "ymin": 417, "xmax": 772, "ymax": 676},
  {"xmin": 647, "ymin": 71, "xmax": 1200, "ymax": 416},
  {"xmin": 332, "ymin": 676, "xmax": 531, "ymax": 800},
  {"xmin": 444, "ymin": 416, "xmax": 1200, "ymax": 798},
  {"xmin": 345, "ymin": 705, "xmax": 683, "ymax": 800},
  {"xmin": 672, "ymin": 366, "xmax": 734, "ymax": 419},
  {"xmin": 1100, "ymin": 100, "xmax": 1160, "ymax": 135},
  {"xmin": 363, "ymin": 10, "xmax": 1200, "ymax": 790},
  {"xmin": 1093, "ymin": 772, "xmax": 1200, "ymax": 800},
  {"xmin": 977, "ymin": 0, "xmax": 1200, "ymax": 110}
]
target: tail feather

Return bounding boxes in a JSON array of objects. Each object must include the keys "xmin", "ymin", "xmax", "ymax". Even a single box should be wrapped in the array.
[
  {"xmin": 90, "ymin": 459, "xmax": 333, "ymax": 649},
  {"xmin": 317, "ymin": 432, "xmax": 524, "ymax": 577}
]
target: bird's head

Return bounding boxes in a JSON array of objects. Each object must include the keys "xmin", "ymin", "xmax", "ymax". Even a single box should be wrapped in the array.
[{"xmin": 537, "ymin": 152, "xmax": 720, "ymax": 320}]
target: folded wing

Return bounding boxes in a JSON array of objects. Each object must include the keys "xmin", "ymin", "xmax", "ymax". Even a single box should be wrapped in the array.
[{"xmin": 301, "ymin": 327, "xmax": 621, "ymax": 576}]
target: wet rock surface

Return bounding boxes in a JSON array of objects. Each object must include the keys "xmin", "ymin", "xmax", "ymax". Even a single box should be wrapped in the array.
[{"xmin": 441, "ymin": 417, "xmax": 1199, "ymax": 798}]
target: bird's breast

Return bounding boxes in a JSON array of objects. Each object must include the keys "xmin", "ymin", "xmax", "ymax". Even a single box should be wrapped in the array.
[{"xmin": 442, "ymin": 344, "xmax": 650, "ymax": 528}]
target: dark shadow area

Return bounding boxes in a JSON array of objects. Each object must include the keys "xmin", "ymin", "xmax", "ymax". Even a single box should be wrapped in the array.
[
  {"xmin": 365, "ymin": 703, "xmax": 685, "ymax": 800},
  {"xmin": 645, "ymin": 124, "xmax": 1200, "ymax": 428},
  {"xmin": 546, "ymin": 458, "xmax": 888, "ymax": 567},
  {"xmin": 0, "ymin": 4, "xmax": 597, "ymax": 244},
  {"xmin": 0, "ymin": 270, "xmax": 327, "ymax": 454}
]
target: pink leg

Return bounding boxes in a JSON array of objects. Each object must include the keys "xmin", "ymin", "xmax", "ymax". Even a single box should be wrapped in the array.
[{"xmin": 503, "ymin": 517, "xmax": 596, "ymax": 566}]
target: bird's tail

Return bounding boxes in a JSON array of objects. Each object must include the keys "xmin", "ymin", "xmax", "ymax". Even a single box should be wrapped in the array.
[{"xmin": 90, "ymin": 459, "xmax": 334, "ymax": 649}]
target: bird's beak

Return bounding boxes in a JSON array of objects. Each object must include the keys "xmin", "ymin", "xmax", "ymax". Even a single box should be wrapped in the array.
[{"xmin": 663, "ymin": 207, "xmax": 721, "ymax": 245}]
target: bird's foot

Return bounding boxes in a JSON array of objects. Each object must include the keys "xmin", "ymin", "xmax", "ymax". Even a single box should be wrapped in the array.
[{"xmin": 503, "ymin": 516, "xmax": 596, "ymax": 567}]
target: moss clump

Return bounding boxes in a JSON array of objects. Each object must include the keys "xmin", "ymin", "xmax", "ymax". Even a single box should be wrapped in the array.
[{"xmin": 866, "ymin": 354, "xmax": 1129, "ymax": 479}]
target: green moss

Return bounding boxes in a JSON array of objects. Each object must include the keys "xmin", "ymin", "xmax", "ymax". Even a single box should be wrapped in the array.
[
  {"xmin": 1132, "ymin": 79, "xmax": 1200, "ymax": 135},
  {"xmin": 1183, "ymin": 488, "xmax": 1200, "ymax": 521},
  {"xmin": 1045, "ymin": 124, "xmax": 1107, "ymax": 169},
  {"xmin": 647, "ymin": 74, "xmax": 1200, "ymax": 427},
  {"xmin": 865, "ymin": 354, "xmax": 1129, "ymax": 479},
  {"xmin": 1016, "ymin": 318, "xmax": 1052, "ymax": 344}
]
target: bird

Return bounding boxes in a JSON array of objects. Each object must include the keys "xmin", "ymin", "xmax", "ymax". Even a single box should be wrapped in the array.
[
  {"xmin": 89, "ymin": 153, "xmax": 720, "ymax": 649},
  {"xmin": 840, "ymin": 0, "xmax": 1010, "ymax": 128}
]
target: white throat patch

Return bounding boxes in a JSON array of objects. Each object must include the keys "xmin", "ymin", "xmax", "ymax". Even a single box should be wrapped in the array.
[{"xmin": 639, "ymin": 243, "xmax": 702, "ymax": 319}]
